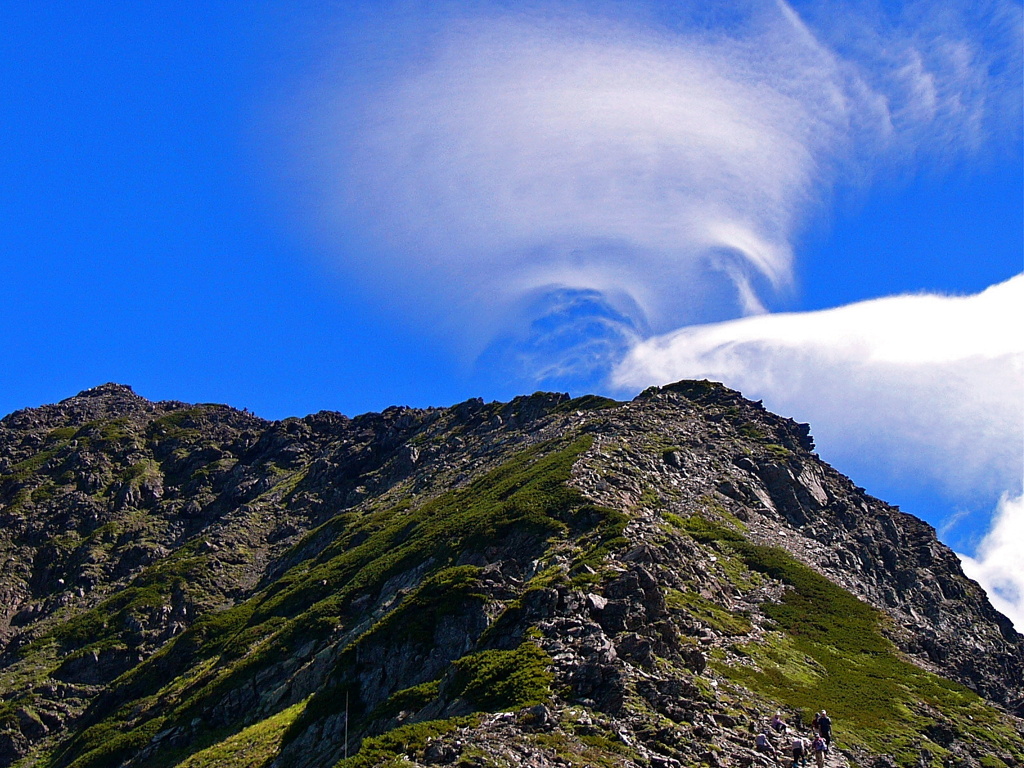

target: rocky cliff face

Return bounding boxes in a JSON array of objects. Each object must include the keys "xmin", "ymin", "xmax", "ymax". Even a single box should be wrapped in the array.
[{"xmin": 0, "ymin": 382, "xmax": 1020, "ymax": 768}]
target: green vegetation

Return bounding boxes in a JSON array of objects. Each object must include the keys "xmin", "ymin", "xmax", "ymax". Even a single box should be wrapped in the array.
[
  {"xmin": 0, "ymin": 699, "xmax": 20, "ymax": 732},
  {"xmin": 371, "ymin": 680, "xmax": 442, "ymax": 721},
  {"xmin": 450, "ymin": 642, "xmax": 554, "ymax": 711},
  {"xmin": 44, "ymin": 552, "xmax": 207, "ymax": 653},
  {"xmin": 47, "ymin": 427, "xmax": 78, "ymax": 442},
  {"xmin": 63, "ymin": 713, "xmax": 164, "ymax": 768},
  {"xmin": 253, "ymin": 436, "xmax": 595, "ymax": 631},
  {"xmin": 177, "ymin": 700, "xmax": 308, "ymax": 768},
  {"xmin": 333, "ymin": 717, "xmax": 478, "ymax": 768},
  {"xmin": 5, "ymin": 447, "xmax": 63, "ymax": 482},
  {"xmin": 52, "ymin": 436, "xmax": 602, "ymax": 768},
  {"xmin": 737, "ymin": 424, "xmax": 767, "ymax": 441},
  {"xmin": 12, "ymin": 393, "xmax": 1019, "ymax": 768},
  {"xmin": 31, "ymin": 482, "xmax": 57, "ymax": 502},
  {"xmin": 358, "ymin": 566, "xmax": 485, "ymax": 646},
  {"xmin": 637, "ymin": 486, "xmax": 662, "ymax": 509},
  {"xmin": 681, "ymin": 516, "xmax": 1024, "ymax": 765},
  {"xmin": 147, "ymin": 409, "xmax": 206, "ymax": 440},
  {"xmin": 666, "ymin": 589, "xmax": 752, "ymax": 636},
  {"xmin": 568, "ymin": 505, "xmax": 629, "ymax": 580},
  {"xmin": 122, "ymin": 458, "xmax": 160, "ymax": 484},
  {"xmin": 763, "ymin": 443, "xmax": 793, "ymax": 460},
  {"xmin": 532, "ymin": 729, "xmax": 640, "ymax": 768}
]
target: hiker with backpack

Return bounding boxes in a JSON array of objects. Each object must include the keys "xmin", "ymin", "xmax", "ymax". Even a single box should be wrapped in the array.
[
  {"xmin": 790, "ymin": 734, "xmax": 809, "ymax": 768},
  {"xmin": 817, "ymin": 710, "xmax": 832, "ymax": 747},
  {"xmin": 755, "ymin": 731, "xmax": 780, "ymax": 764},
  {"xmin": 811, "ymin": 734, "xmax": 828, "ymax": 767}
]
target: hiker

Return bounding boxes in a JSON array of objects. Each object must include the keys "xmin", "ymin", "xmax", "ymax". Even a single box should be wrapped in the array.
[
  {"xmin": 755, "ymin": 732, "xmax": 779, "ymax": 764},
  {"xmin": 817, "ymin": 710, "xmax": 832, "ymax": 747},
  {"xmin": 811, "ymin": 735, "xmax": 828, "ymax": 768},
  {"xmin": 770, "ymin": 712, "xmax": 788, "ymax": 735},
  {"xmin": 790, "ymin": 735, "xmax": 809, "ymax": 768},
  {"xmin": 811, "ymin": 711, "xmax": 821, "ymax": 736}
]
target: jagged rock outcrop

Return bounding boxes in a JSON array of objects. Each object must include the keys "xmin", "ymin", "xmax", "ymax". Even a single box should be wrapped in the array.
[{"xmin": 0, "ymin": 382, "xmax": 1020, "ymax": 768}]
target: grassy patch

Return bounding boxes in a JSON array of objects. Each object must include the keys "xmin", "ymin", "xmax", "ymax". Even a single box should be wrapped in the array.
[
  {"xmin": 358, "ymin": 566, "xmax": 486, "ymax": 647},
  {"xmin": 252, "ymin": 436, "xmax": 595, "ymax": 630},
  {"xmin": 371, "ymin": 680, "xmax": 442, "ymax": 722},
  {"xmin": 44, "ymin": 552, "xmax": 207, "ymax": 653},
  {"xmin": 763, "ymin": 444, "xmax": 793, "ymax": 460},
  {"xmin": 147, "ymin": 409, "xmax": 206, "ymax": 439},
  {"xmin": 637, "ymin": 486, "xmax": 662, "ymax": 510},
  {"xmin": 5, "ymin": 447, "xmax": 63, "ymax": 481},
  {"xmin": 738, "ymin": 424, "xmax": 767, "ymax": 441},
  {"xmin": 333, "ymin": 717, "xmax": 478, "ymax": 768},
  {"xmin": 31, "ymin": 481, "xmax": 58, "ymax": 502},
  {"xmin": 64, "ymin": 712, "xmax": 165, "ymax": 768},
  {"xmin": 666, "ymin": 589, "xmax": 752, "ymax": 636},
  {"xmin": 683, "ymin": 516, "xmax": 1024, "ymax": 765},
  {"xmin": 177, "ymin": 700, "xmax": 308, "ymax": 768},
  {"xmin": 569, "ymin": 505, "xmax": 629, "ymax": 580},
  {"xmin": 729, "ymin": 632, "xmax": 826, "ymax": 687},
  {"xmin": 450, "ymin": 642, "xmax": 554, "ymax": 711},
  {"xmin": 532, "ymin": 729, "xmax": 641, "ymax": 768}
]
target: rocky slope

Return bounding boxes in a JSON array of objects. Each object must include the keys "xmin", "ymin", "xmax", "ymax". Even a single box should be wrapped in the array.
[{"xmin": 0, "ymin": 381, "xmax": 1020, "ymax": 768}]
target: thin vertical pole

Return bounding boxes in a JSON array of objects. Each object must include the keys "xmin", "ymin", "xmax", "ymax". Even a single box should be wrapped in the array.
[{"xmin": 344, "ymin": 690, "xmax": 349, "ymax": 760}]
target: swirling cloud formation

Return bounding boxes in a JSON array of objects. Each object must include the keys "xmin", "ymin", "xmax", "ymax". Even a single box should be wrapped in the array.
[{"xmin": 287, "ymin": 0, "xmax": 1020, "ymax": 374}]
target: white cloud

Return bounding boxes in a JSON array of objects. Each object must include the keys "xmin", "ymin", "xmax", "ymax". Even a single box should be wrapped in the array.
[
  {"xmin": 612, "ymin": 276, "xmax": 1024, "ymax": 502},
  {"xmin": 959, "ymin": 494, "xmax": 1024, "ymax": 631},
  {"xmin": 300, "ymin": 8, "xmax": 831, "ymax": 340},
  {"xmin": 284, "ymin": 0, "xmax": 1020, "ymax": 355}
]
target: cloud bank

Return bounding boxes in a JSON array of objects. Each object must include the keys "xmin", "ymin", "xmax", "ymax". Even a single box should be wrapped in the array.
[
  {"xmin": 290, "ymin": 0, "xmax": 1021, "ymax": 364},
  {"xmin": 960, "ymin": 494, "xmax": 1024, "ymax": 631}
]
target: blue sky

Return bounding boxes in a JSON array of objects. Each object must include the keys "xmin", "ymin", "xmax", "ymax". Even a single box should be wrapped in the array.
[{"xmin": 2, "ymin": 1, "xmax": 1021, "ymax": 626}]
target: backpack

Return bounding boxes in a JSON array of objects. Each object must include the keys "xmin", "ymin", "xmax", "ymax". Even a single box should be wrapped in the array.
[{"xmin": 813, "ymin": 737, "xmax": 827, "ymax": 752}]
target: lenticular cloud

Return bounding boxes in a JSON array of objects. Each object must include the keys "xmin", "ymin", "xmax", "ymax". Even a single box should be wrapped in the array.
[
  {"xmin": 292, "ymin": 0, "xmax": 1018, "ymax": 356},
  {"xmin": 304, "ymin": 8, "xmax": 836, "ymax": 337},
  {"xmin": 612, "ymin": 275, "xmax": 1024, "ymax": 503}
]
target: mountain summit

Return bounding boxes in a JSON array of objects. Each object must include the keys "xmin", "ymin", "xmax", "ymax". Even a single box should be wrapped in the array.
[{"xmin": 1, "ymin": 382, "xmax": 1021, "ymax": 768}]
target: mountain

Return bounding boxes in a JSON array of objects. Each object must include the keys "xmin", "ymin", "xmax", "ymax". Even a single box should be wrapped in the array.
[{"xmin": 0, "ymin": 381, "xmax": 1020, "ymax": 768}]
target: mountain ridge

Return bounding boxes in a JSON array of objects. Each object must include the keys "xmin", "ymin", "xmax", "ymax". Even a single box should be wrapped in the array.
[{"xmin": 0, "ymin": 381, "xmax": 1020, "ymax": 768}]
